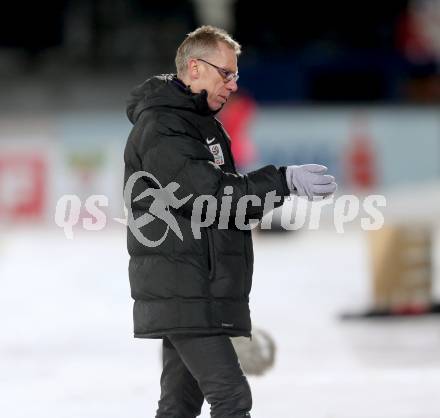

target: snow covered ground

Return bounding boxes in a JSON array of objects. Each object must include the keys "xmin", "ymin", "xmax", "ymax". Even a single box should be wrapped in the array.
[{"xmin": 1, "ymin": 226, "xmax": 440, "ymax": 418}]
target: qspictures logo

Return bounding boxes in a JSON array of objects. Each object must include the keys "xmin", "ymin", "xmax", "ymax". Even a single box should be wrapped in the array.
[{"xmin": 55, "ymin": 170, "xmax": 387, "ymax": 244}]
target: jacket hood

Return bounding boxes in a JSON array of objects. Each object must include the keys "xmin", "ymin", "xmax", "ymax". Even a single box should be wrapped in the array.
[{"xmin": 126, "ymin": 74, "xmax": 220, "ymax": 124}]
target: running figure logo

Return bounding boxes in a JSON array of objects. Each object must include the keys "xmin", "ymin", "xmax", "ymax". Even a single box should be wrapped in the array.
[{"xmin": 124, "ymin": 171, "xmax": 193, "ymax": 247}]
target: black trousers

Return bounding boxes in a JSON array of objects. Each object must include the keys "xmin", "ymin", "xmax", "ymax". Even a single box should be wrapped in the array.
[{"xmin": 155, "ymin": 334, "xmax": 252, "ymax": 418}]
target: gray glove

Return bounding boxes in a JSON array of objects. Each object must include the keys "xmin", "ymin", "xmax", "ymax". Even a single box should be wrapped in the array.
[{"xmin": 285, "ymin": 164, "xmax": 337, "ymax": 200}]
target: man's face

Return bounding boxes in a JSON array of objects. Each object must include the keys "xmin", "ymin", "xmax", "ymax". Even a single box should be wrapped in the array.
[{"xmin": 188, "ymin": 42, "xmax": 238, "ymax": 111}]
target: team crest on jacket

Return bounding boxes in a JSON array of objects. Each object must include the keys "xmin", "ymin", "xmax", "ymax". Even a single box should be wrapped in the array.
[{"xmin": 209, "ymin": 143, "xmax": 225, "ymax": 165}]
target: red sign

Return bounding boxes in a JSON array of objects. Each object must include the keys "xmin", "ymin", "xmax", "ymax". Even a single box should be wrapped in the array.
[{"xmin": 0, "ymin": 154, "xmax": 46, "ymax": 220}]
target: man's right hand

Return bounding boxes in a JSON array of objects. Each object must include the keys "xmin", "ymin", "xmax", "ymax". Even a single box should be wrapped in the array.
[{"xmin": 285, "ymin": 164, "xmax": 337, "ymax": 200}]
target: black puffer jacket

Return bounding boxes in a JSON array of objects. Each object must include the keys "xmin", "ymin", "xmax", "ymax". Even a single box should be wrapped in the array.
[{"xmin": 124, "ymin": 74, "xmax": 289, "ymax": 339}]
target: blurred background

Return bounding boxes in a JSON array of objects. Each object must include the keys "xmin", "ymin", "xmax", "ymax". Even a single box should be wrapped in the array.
[{"xmin": 1, "ymin": 1, "xmax": 440, "ymax": 417}]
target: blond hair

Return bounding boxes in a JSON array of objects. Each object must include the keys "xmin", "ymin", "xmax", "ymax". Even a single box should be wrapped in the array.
[{"xmin": 175, "ymin": 25, "xmax": 241, "ymax": 76}]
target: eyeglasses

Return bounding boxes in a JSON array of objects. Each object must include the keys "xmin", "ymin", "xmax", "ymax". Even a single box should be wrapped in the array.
[{"xmin": 196, "ymin": 58, "xmax": 239, "ymax": 83}]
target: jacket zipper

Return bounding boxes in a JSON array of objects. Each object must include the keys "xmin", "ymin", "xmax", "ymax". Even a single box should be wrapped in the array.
[{"xmin": 213, "ymin": 118, "xmax": 251, "ymax": 338}]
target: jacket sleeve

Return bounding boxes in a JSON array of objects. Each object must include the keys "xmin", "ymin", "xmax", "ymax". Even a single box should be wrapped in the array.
[{"xmin": 134, "ymin": 114, "xmax": 290, "ymax": 227}]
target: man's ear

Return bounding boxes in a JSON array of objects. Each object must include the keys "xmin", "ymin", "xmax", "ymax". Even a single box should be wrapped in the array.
[{"xmin": 188, "ymin": 58, "xmax": 200, "ymax": 80}]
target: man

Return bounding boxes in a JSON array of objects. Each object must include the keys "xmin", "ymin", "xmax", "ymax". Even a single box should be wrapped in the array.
[{"xmin": 124, "ymin": 25, "xmax": 336, "ymax": 418}]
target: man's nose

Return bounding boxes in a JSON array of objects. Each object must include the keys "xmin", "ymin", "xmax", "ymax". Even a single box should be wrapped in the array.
[{"xmin": 226, "ymin": 79, "xmax": 238, "ymax": 93}]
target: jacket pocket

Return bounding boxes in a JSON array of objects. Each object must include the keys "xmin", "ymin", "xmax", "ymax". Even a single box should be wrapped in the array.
[
  {"xmin": 243, "ymin": 231, "xmax": 253, "ymax": 296},
  {"xmin": 206, "ymin": 228, "xmax": 216, "ymax": 280}
]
